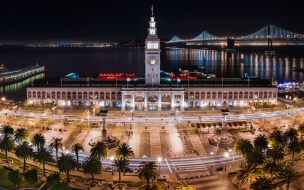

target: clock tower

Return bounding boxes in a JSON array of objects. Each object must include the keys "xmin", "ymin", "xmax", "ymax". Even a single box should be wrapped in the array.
[{"xmin": 145, "ymin": 6, "xmax": 160, "ymax": 87}]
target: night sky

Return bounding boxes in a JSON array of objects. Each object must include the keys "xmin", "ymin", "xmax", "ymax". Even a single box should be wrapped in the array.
[{"xmin": 0, "ymin": 0, "xmax": 304, "ymax": 42}]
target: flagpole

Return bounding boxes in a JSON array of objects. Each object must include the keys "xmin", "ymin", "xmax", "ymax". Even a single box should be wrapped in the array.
[
  {"xmin": 222, "ymin": 77, "xmax": 223, "ymax": 87},
  {"xmin": 188, "ymin": 74, "xmax": 189, "ymax": 87},
  {"xmin": 116, "ymin": 77, "xmax": 117, "ymax": 87}
]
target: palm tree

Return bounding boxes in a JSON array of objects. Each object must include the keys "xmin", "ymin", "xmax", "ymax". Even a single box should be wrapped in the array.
[
  {"xmin": 246, "ymin": 147, "xmax": 265, "ymax": 167},
  {"xmin": 0, "ymin": 135, "xmax": 14, "ymax": 163},
  {"xmin": 138, "ymin": 161, "xmax": 158, "ymax": 190},
  {"xmin": 14, "ymin": 128, "xmax": 30, "ymax": 143},
  {"xmin": 90, "ymin": 141, "xmax": 108, "ymax": 162},
  {"xmin": 250, "ymin": 175, "xmax": 275, "ymax": 190},
  {"xmin": 263, "ymin": 159, "xmax": 282, "ymax": 180},
  {"xmin": 113, "ymin": 157, "xmax": 129, "ymax": 189},
  {"xmin": 57, "ymin": 153, "xmax": 77, "ymax": 183},
  {"xmin": 268, "ymin": 129, "xmax": 286, "ymax": 147},
  {"xmin": 32, "ymin": 133, "xmax": 45, "ymax": 153},
  {"xmin": 72, "ymin": 143, "xmax": 83, "ymax": 171},
  {"xmin": 15, "ymin": 141, "xmax": 33, "ymax": 171},
  {"xmin": 284, "ymin": 127, "xmax": 299, "ymax": 143},
  {"xmin": 287, "ymin": 139, "xmax": 302, "ymax": 165},
  {"xmin": 266, "ymin": 145, "xmax": 285, "ymax": 163},
  {"xmin": 234, "ymin": 139, "xmax": 253, "ymax": 167},
  {"xmin": 254, "ymin": 134, "xmax": 268, "ymax": 151},
  {"xmin": 1, "ymin": 125, "xmax": 14, "ymax": 136},
  {"xmin": 114, "ymin": 143, "xmax": 134, "ymax": 175},
  {"xmin": 298, "ymin": 123, "xmax": 304, "ymax": 139},
  {"xmin": 83, "ymin": 156, "xmax": 102, "ymax": 187},
  {"xmin": 278, "ymin": 167, "xmax": 298, "ymax": 190},
  {"xmin": 175, "ymin": 181, "xmax": 195, "ymax": 190},
  {"xmin": 33, "ymin": 146, "xmax": 53, "ymax": 176},
  {"xmin": 50, "ymin": 137, "xmax": 63, "ymax": 162},
  {"xmin": 235, "ymin": 164, "xmax": 258, "ymax": 190}
]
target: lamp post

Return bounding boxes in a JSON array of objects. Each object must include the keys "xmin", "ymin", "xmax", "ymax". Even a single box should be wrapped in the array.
[
  {"xmin": 97, "ymin": 110, "xmax": 108, "ymax": 141},
  {"xmin": 129, "ymin": 117, "xmax": 131, "ymax": 126},
  {"xmin": 2, "ymin": 97, "xmax": 5, "ymax": 106},
  {"xmin": 220, "ymin": 109, "xmax": 229, "ymax": 144},
  {"xmin": 158, "ymin": 157, "xmax": 161, "ymax": 176},
  {"xmin": 229, "ymin": 149, "xmax": 234, "ymax": 168},
  {"xmin": 224, "ymin": 152, "xmax": 229, "ymax": 171},
  {"xmin": 110, "ymin": 156, "xmax": 114, "ymax": 175}
]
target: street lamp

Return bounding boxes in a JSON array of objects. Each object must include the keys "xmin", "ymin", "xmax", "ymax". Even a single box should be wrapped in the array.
[
  {"xmin": 158, "ymin": 157, "xmax": 161, "ymax": 176},
  {"xmin": 110, "ymin": 156, "xmax": 114, "ymax": 175},
  {"xmin": 224, "ymin": 152, "xmax": 229, "ymax": 171},
  {"xmin": 229, "ymin": 149, "xmax": 234, "ymax": 168},
  {"xmin": 2, "ymin": 97, "xmax": 5, "ymax": 106}
]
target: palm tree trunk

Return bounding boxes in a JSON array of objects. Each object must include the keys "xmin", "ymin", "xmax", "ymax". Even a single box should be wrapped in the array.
[
  {"xmin": 92, "ymin": 173, "xmax": 95, "ymax": 186},
  {"xmin": 240, "ymin": 155, "xmax": 243, "ymax": 167},
  {"xmin": 286, "ymin": 183, "xmax": 289, "ymax": 190},
  {"xmin": 67, "ymin": 171, "xmax": 70, "ymax": 183},
  {"xmin": 43, "ymin": 160, "xmax": 46, "ymax": 176},
  {"xmin": 76, "ymin": 152, "xmax": 79, "ymax": 171},
  {"xmin": 5, "ymin": 149, "xmax": 8, "ymax": 163},
  {"xmin": 119, "ymin": 170, "xmax": 121, "ymax": 190},
  {"xmin": 24, "ymin": 157, "xmax": 26, "ymax": 171},
  {"xmin": 146, "ymin": 177, "xmax": 150, "ymax": 190},
  {"xmin": 292, "ymin": 150, "xmax": 295, "ymax": 165},
  {"xmin": 123, "ymin": 166, "xmax": 125, "ymax": 176}
]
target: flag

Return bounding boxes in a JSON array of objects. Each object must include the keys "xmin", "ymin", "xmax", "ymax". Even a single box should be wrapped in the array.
[
  {"xmin": 177, "ymin": 78, "xmax": 181, "ymax": 82},
  {"xmin": 126, "ymin": 78, "xmax": 131, "ymax": 82}
]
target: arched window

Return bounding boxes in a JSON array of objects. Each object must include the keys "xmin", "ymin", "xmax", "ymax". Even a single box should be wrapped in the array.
[
  {"xmin": 62, "ymin": 92, "xmax": 66, "ymax": 99},
  {"xmin": 89, "ymin": 92, "xmax": 93, "ymax": 99},
  {"xmin": 206, "ymin": 92, "xmax": 211, "ymax": 99},
  {"xmin": 162, "ymin": 94, "xmax": 171, "ymax": 102},
  {"xmin": 228, "ymin": 92, "xmax": 232, "ymax": 99},
  {"xmin": 52, "ymin": 92, "xmax": 56, "ymax": 98},
  {"xmin": 33, "ymin": 91, "xmax": 36, "ymax": 98},
  {"xmin": 83, "ymin": 92, "xmax": 87, "ymax": 99},
  {"xmin": 244, "ymin": 92, "xmax": 248, "ymax": 98},
  {"xmin": 47, "ymin": 92, "xmax": 50, "ymax": 98},
  {"xmin": 78, "ymin": 92, "xmax": 82, "ymax": 99},
  {"xmin": 218, "ymin": 92, "xmax": 222, "ymax": 99},
  {"xmin": 239, "ymin": 92, "xmax": 243, "ymax": 99},
  {"xmin": 57, "ymin": 92, "xmax": 61, "ymax": 99},
  {"xmin": 72, "ymin": 92, "xmax": 76, "ymax": 99},
  {"xmin": 268, "ymin": 91, "xmax": 272, "ymax": 98},
  {"xmin": 42, "ymin": 91, "xmax": 46, "ymax": 98},
  {"xmin": 189, "ymin": 92, "xmax": 194, "ymax": 100},
  {"xmin": 28, "ymin": 91, "xmax": 32, "ymax": 98},
  {"xmin": 259, "ymin": 92, "xmax": 263, "ymax": 98},
  {"xmin": 273, "ymin": 92, "xmax": 277, "ymax": 98},
  {"xmin": 67, "ymin": 92, "xmax": 71, "ymax": 99},
  {"xmin": 249, "ymin": 92, "xmax": 253, "ymax": 98},
  {"xmin": 195, "ymin": 92, "xmax": 199, "ymax": 99},
  {"xmin": 37, "ymin": 91, "xmax": 41, "ymax": 98},
  {"xmin": 234, "ymin": 92, "xmax": 238, "ymax": 99},
  {"xmin": 254, "ymin": 91, "xmax": 258, "ymax": 98},
  {"xmin": 111, "ymin": 92, "xmax": 116, "ymax": 99},
  {"xmin": 184, "ymin": 92, "xmax": 188, "ymax": 100},
  {"xmin": 212, "ymin": 92, "xmax": 216, "ymax": 99},
  {"xmin": 100, "ymin": 92, "xmax": 104, "ymax": 99},
  {"xmin": 117, "ymin": 92, "xmax": 122, "ymax": 99},
  {"xmin": 94, "ymin": 92, "xmax": 98, "ymax": 99},
  {"xmin": 201, "ymin": 92, "xmax": 205, "ymax": 99},
  {"xmin": 223, "ymin": 92, "xmax": 227, "ymax": 99},
  {"xmin": 264, "ymin": 91, "xmax": 267, "ymax": 98},
  {"xmin": 106, "ymin": 92, "xmax": 110, "ymax": 99}
]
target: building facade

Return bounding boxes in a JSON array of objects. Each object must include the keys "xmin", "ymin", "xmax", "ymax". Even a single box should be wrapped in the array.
[{"xmin": 26, "ymin": 11, "xmax": 278, "ymax": 111}]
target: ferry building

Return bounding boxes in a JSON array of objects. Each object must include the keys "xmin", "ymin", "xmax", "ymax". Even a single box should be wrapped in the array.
[{"xmin": 26, "ymin": 11, "xmax": 278, "ymax": 111}]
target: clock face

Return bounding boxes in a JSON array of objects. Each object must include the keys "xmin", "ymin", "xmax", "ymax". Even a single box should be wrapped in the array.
[{"xmin": 148, "ymin": 58, "xmax": 157, "ymax": 66}]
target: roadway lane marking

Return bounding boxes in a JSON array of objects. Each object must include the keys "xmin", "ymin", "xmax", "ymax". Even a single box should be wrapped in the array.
[{"xmin": 165, "ymin": 158, "xmax": 172, "ymax": 173}]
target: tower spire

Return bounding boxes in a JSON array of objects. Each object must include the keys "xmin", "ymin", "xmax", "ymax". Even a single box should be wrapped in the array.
[{"xmin": 151, "ymin": 4, "xmax": 153, "ymax": 16}]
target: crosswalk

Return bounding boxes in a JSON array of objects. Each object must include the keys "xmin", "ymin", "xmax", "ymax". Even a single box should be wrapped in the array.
[{"xmin": 171, "ymin": 159, "xmax": 208, "ymax": 173}]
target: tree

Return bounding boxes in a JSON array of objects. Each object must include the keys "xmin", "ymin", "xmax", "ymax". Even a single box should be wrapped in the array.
[
  {"xmin": 138, "ymin": 161, "xmax": 158, "ymax": 190},
  {"xmin": 284, "ymin": 127, "xmax": 299, "ymax": 143},
  {"xmin": 1, "ymin": 125, "xmax": 14, "ymax": 136},
  {"xmin": 72, "ymin": 143, "xmax": 83, "ymax": 171},
  {"xmin": 174, "ymin": 181, "xmax": 195, "ymax": 190},
  {"xmin": 57, "ymin": 153, "xmax": 77, "ymax": 183},
  {"xmin": 246, "ymin": 147, "xmax": 265, "ymax": 167},
  {"xmin": 83, "ymin": 156, "xmax": 102, "ymax": 187},
  {"xmin": 235, "ymin": 164, "xmax": 258, "ymax": 190},
  {"xmin": 15, "ymin": 141, "xmax": 33, "ymax": 171},
  {"xmin": 14, "ymin": 127, "xmax": 30, "ymax": 143},
  {"xmin": 24, "ymin": 169, "xmax": 38, "ymax": 186},
  {"xmin": 50, "ymin": 137, "xmax": 63, "ymax": 162},
  {"xmin": 33, "ymin": 146, "xmax": 53, "ymax": 176},
  {"xmin": 234, "ymin": 139, "xmax": 253, "ymax": 167},
  {"xmin": 287, "ymin": 139, "xmax": 302, "ymax": 165},
  {"xmin": 266, "ymin": 145, "xmax": 285, "ymax": 163},
  {"xmin": 254, "ymin": 134, "xmax": 268, "ymax": 151},
  {"xmin": 32, "ymin": 133, "xmax": 45, "ymax": 153},
  {"xmin": 268, "ymin": 129, "xmax": 286, "ymax": 147},
  {"xmin": 47, "ymin": 172, "xmax": 71, "ymax": 190},
  {"xmin": 113, "ymin": 157, "xmax": 129, "ymax": 189},
  {"xmin": 90, "ymin": 141, "xmax": 108, "ymax": 162},
  {"xmin": 263, "ymin": 159, "xmax": 282, "ymax": 181},
  {"xmin": 0, "ymin": 134, "xmax": 14, "ymax": 163},
  {"xmin": 8, "ymin": 169, "xmax": 22, "ymax": 188},
  {"xmin": 250, "ymin": 175, "xmax": 275, "ymax": 190},
  {"xmin": 298, "ymin": 123, "xmax": 304, "ymax": 138},
  {"xmin": 278, "ymin": 167, "xmax": 298, "ymax": 190},
  {"xmin": 114, "ymin": 143, "xmax": 134, "ymax": 175}
]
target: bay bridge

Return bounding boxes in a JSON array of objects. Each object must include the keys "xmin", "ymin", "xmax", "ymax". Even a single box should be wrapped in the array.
[{"xmin": 167, "ymin": 24, "xmax": 304, "ymax": 46}]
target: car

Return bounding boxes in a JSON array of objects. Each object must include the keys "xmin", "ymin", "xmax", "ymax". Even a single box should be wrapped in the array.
[
  {"xmin": 103, "ymin": 167, "xmax": 112, "ymax": 172},
  {"xmin": 125, "ymin": 167, "xmax": 133, "ymax": 173}
]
